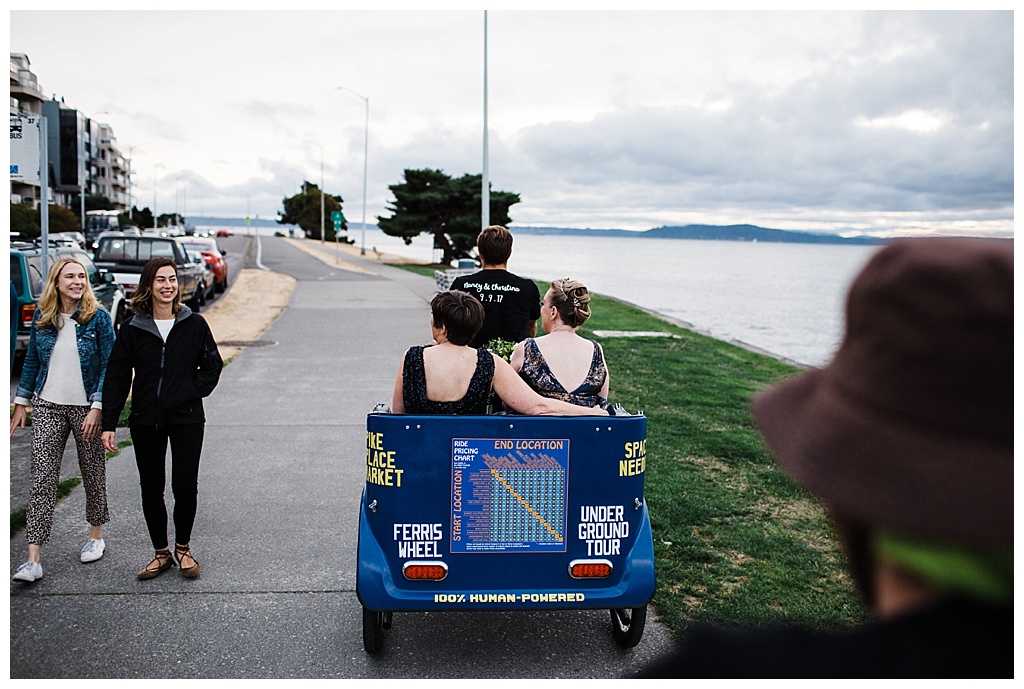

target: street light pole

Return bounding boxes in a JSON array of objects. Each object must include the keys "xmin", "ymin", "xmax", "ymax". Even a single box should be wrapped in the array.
[
  {"xmin": 320, "ymin": 145, "xmax": 325, "ymax": 246},
  {"xmin": 337, "ymin": 86, "xmax": 369, "ymax": 256},
  {"xmin": 482, "ymin": 10, "xmax": 490, "ymax": 229},
  {"xmin": 127, "ymin": 148, "xmax": 132, "ymax": 221}
]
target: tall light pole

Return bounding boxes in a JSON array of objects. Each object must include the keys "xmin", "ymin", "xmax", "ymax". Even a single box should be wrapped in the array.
[
  {"xmin": 127, "ymin": 141, "xmax": 148, "ymax": 220},
  {"xmin": 127, "ymin": 147, "xmax": 133, "ymax": 221},
  {"xmin": 337, "ymin": 86, "xmax": 369, "ymax": 256},
  {"xmin": 482, "ymin": 10, "xmax": 490, "ymax": 229},
  {"xmin": 320, "ymin": 144, "xmax": 325, "ymax": 246}
]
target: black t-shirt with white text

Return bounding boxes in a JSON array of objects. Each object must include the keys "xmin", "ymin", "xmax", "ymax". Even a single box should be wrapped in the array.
[{"xmin": 449, "ymin": 269, "xmax": 541, "ymax": 348}]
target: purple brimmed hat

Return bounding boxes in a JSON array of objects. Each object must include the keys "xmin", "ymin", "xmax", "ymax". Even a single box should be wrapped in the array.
[{"xmin": 752, "ymin": 238, "xmax": 1013, "ymax": 547}]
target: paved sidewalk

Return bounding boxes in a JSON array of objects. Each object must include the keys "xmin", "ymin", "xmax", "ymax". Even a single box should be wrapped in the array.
[{"xmin": 8, "ymin": 236, "xmax": 674, "ymax": 678}]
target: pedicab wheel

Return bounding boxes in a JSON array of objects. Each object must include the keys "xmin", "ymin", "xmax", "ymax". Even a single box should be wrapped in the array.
[
  {"xmin": 609, "ymin": 605, "xmax": 647, "ymax": 648},
  {"xmin": 362, "ymin": 606, "xmax": 386, "ymax": 653}
]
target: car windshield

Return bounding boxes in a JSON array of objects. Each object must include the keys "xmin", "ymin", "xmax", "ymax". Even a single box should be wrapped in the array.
[
  {"xmin": 23, "ymin": 256, "xmax": 45, "ymax": 298},
  {"xmin": 96, "ymin": 238, "xmax": 176, "ymax": 263}
]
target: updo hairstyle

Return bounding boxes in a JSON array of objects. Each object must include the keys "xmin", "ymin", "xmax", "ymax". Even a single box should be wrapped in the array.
[
  {"xmin": 431, "ymin": 290, "xmax": 485, "ymax": 345},
  {"xmin": 549, "ymin": 278, "xmax": 592, "ymax": 328}
]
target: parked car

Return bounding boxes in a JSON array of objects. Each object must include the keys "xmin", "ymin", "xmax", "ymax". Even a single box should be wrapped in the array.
[
  {"xmin": 216, "ymin": 229, "xmax": 233, "ymax": 237},
  {"xmin": 92, "ymin": 234, "xmax": 204, "ymax": 311},
  {"xmin": 49, "ymin": 231, "xmax": 87, "ymax": 249},
  {"xmin": 10, "ymin": 242, "xmax": 127, "ymax": 359},
  {"xmin": 184, "ymin": 249, "xmax": 216, "ymax": 306},
  {"xmin": 177, "ymin": 237, "xmax": 229, "ymax": 291}
]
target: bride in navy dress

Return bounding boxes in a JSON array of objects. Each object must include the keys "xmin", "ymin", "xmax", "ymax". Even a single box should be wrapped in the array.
[{"xmin": 510, "ymin": 278, "xmax": 610, "ymax": 410}]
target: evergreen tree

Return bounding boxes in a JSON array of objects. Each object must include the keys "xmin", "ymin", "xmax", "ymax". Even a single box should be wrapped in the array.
[
  {"xmin": 278, "ymin": 181, "xmax": 348, "ymax": 241},
  {"xmin": 377, "ymin": 168, "xmax": 520, "ymax": 265}
]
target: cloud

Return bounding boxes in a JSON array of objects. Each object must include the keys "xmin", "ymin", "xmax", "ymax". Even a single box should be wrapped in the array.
[
  {"xmin": 11, "ymin": 10, "xmax": 1012, "ymax": 236},
  {"xmin": 489, "ymin": 11, "xmax": 1012, "ymax": 231}
]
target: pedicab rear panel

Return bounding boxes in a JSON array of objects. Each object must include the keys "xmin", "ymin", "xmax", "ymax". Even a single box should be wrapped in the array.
[{"xmin": 357, "ymin": 413, "xmax": 654, "ymax": 613}]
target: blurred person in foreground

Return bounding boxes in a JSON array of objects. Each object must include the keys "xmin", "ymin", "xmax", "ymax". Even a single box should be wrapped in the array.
[
  {"xmin": 392, "ymin": 290, "xmax": 606, "ymax": 417},
  {"xmin": 636, "ymin": 238, "xmax": 1012, "ymax": 678},
  {"xmin": 449, "ymin": 225, "xmax": 541, "ymax": 349},
  {"xmin": 510, "ymin": 278, "xmax": 610, "ymax": 410}
]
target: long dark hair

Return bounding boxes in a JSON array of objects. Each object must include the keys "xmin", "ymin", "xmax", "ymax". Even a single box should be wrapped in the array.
[{"xmin": 130, "ymin": 257, "xmax": 182, "ymax": 316}]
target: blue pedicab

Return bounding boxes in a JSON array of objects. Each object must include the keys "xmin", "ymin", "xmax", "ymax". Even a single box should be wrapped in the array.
[{"xmin": 357, "ymin": 411, "xmax": 655, "ymax": 653}]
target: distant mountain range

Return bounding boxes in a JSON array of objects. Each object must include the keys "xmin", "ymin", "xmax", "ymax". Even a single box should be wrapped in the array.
[
  {"xmin": 189, "ymin": 216, "xmax": 890, "ymax": 245},
  {"xmin": 512, "ymin": 224, "xmax": 886, "ymax": 245}
]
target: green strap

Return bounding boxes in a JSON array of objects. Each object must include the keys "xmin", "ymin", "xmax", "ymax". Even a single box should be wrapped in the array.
[{"xmin": 874, "ymin": 530, "xmax": 1013, "ymax": 603}]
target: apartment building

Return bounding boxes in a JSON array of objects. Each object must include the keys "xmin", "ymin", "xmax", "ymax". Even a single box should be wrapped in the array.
[
  {"xmin": 94, "ymin": 123, "xmax": 129, "ymax": 208},
  {"xmin": 10, "ymin": 52, "xmax": 130, "ymax": 212},
  {"xmin": 10, "ymin": 52, "xmax": 45, "ymax": 206}
]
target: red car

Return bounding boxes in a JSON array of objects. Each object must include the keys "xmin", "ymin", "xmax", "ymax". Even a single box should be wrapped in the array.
[
  {"xmin": 178, "ymin": 238, "xmax": 229, "ymax": 292},
  {"xmin": 216, "ymin": 229, "xmax": 233, "ymax": 237}
]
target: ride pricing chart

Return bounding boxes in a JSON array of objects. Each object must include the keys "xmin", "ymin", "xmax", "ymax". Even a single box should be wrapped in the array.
[{"xmin": 450, "ymin": 438, "xmax": 569, "ymax": 553}]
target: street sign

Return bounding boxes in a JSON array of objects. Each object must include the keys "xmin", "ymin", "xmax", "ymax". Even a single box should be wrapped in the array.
[{"xmin": 10, "ymin": 115, "xmax": 40, "ymax": 182}]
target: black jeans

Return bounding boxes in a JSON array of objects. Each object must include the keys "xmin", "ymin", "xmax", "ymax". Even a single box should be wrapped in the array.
[{"xmin": 130, "ymin": 423, "xmax": 205, "ymax": 550}]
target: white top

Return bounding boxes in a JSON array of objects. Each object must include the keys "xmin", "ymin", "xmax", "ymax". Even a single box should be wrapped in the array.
[
  {"xmin": 37, "ymin": 314, "xmax": 95, "ymax": 408},
  {"xmin": 155, "ymin": 318, "xmax": 175, "ymax": 341}
]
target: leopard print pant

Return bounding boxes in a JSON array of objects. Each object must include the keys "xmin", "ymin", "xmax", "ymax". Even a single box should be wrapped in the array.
[{"xmin": 25, "ymin": 396, "xmax": 110, "ymax": 545}]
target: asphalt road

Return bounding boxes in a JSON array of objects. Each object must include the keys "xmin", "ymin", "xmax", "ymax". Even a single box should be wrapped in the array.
[{"xmin": 9, "ymin": 234, "xmax": 676, "ymax": 678}]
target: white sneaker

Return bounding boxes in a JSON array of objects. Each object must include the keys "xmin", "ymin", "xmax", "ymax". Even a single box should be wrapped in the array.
[
  {"xmin": 13, "ymin": 561, "xmax": 43, "ymax": 582},
  {"xmin": 80, "ymin": 538, "xmax": 105, "ymax": 563}
]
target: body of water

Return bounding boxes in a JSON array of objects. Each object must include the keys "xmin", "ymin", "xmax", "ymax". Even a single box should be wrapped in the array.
[{"xmin": 204, "ymin": 225, "xmax": 877, "ymax": 367}]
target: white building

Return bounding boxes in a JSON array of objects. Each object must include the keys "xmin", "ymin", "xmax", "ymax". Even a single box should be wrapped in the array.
[
  {"xmin": 10, "ymin": 52, "xmax": 46, "ymax": 207},
  {"xmin": 10, "ymin": 52, "xmax": 132, "ymax": 214},
  {"xmin": 94, "ymin": 123, "xmax": 129, "ymax": 210}
]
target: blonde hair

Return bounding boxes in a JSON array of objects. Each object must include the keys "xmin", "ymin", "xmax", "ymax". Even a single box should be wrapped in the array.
[
  {"xmin": 549, "ymin": 278, "xmax": 591, "ymax": 328},
  {"xmin": 35, "ymin": 258, "xmax": 98, "ymax": 330}
]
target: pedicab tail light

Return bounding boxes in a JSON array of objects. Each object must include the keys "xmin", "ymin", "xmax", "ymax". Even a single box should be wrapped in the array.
[
  {"xmin": 403, "ymin": 561, "xmax": 449, "ymax": 581},
  {"xmin": 568, "ymin": 559, "xmax": 613, "ymax": 579}
]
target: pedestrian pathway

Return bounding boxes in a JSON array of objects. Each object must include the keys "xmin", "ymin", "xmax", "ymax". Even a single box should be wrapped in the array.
[{"xmin": 9, "ymin": 236, "xmax": 673, "ymax": 678}]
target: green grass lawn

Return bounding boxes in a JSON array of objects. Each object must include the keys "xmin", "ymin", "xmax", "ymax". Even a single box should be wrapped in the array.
[{"xmin": 398, "ymin": 263, "xmax": 869, "ymax": 638}]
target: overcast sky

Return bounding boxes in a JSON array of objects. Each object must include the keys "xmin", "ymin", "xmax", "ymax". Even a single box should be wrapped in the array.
[{"xmin": 9, "ymin": 10, "xmax": 1015, "ymax": 237}]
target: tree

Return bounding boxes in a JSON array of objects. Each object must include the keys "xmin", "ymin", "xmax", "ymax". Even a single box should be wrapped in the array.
[
  {"xmin": 377, "ymin": 168, "xmax": 520, "ymax": 265},
  {"xmin": 9, "ymin": 203, "xmax": 81, "ymax": 238},
  {"xmin": 130, "ymin": 206, "xmax": 155, "ymax": 229},
  {"xmin": 278, "ymin": 181, "xmax": 349, "ymax": 242},
  {"xmin": 48, "ymin": 205, "xmax": 79, "ymax": 233},
  {"xmin": 158, "ymin": 213, "xmax": 184, "ymax": 228},
  {"xmin": 10, "ymin": 203, "xmax": 39, "ymax": 238}
]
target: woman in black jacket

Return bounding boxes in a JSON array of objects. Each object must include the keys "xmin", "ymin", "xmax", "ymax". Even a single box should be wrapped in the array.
[{"xmin": 102, "ymin": 257, "xmax": 222, "ymax": 580}]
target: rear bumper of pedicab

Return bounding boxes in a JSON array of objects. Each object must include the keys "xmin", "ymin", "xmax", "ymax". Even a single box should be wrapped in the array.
[{"xmin": 356, "ymin": 413, "xmax": 655, "ymax": 613}]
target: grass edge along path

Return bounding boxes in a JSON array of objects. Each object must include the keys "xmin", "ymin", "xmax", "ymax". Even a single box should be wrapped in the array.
[{"xmin": 396, "ymin": 263, "xmax": 869, "ymax": 641}]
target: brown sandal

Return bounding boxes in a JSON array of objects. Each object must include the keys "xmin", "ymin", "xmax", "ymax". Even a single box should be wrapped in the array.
[
  {"xmin": 175, "ymin": 543, "xmax": 201, "ymax": 579},
  {"xmin": 137, "ymin": 548, "xmax": 175, "ymax": 580}
]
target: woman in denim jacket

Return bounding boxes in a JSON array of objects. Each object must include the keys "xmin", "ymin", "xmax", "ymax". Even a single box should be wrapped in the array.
[{"xmin": 10, "ymin": 257, "xmax": 116, "ymax": 582}]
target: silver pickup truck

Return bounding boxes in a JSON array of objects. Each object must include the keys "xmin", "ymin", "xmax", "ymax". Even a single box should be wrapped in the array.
[{"xmin": 92, "ymin": 234, "xmax": 205, "ymax": 312}]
